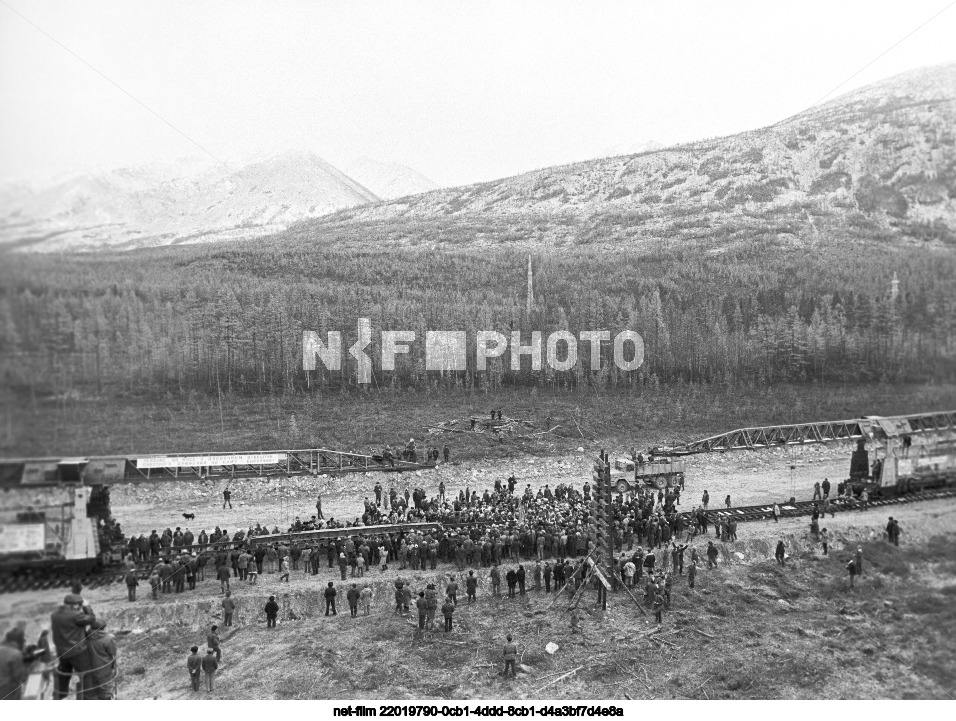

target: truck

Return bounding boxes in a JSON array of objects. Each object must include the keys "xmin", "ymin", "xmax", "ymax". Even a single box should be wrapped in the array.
[{"xmin": 607, "ymin": 456, "xmax": 685, "ymax": 493}]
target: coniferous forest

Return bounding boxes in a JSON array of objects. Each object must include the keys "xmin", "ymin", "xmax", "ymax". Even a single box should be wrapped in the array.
[{"xmin": 1, "ymin": 235, "xmax": 955, "ymax": 401}]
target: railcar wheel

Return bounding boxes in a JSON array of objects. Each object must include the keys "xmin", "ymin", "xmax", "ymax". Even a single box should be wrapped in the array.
[{"xmin": 615, "ymin": 479, "xmax": 630, "ymax": 494}]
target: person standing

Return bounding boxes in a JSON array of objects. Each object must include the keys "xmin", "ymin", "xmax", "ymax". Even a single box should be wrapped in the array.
[
  {"xmin": 425, "ymin": 584, "xmax": 439, "ymax": 629},
  {"xmin": 201, "ymin": 649, "xmax": 218, "ymax": 692},
  {"xmin": 725, "ymin": 495, "xmax": 731, "ymax": 508},
  {"xmin": 207, "ymin": 625, "xmax": 221, "ymax": 662},
  {"xmin": 855, "ymin": 546, "xmax": 864, "ymax": 576},
  {"xmin": 279, "ymin": 556, "xmax": 290, "ymax": 582},
  {"xmin": 846, "ymin": 558, "xmax": 858, "ymax": 589},
  {"xmin": 623, "ymin": 559, "xmax": 636, "ymax": 588},
  {"xmin": 222, "ymin": 592, "xmax": 235, "ymax": 627},
  {"xmin": 0, "ymin": 628, "xmax": 28, "ymax": 701},
  {"xmin": 516, "ymin": 565, "xmax": 527, "ymax": 596},
  {"xmin": 265, "ymin": 596, "xmax": 279, "ymax": 627},
  {"xmin": 687, "ymin": 560, "xmax": 697, "ymax": 589},
  {"xmin": 466, "ymin": 571, "xmax": 478, "ymax": 603},
  {"xmin": 706, "ymin": 542, "xmax": 719, "ymax": 569},
  {"xmin": 324, "ymin": 582, "xmax": 338, "ymax": 616},
  {"xmin": 84, "ymin": 620, "xmax": 116, "ymax": 699},
  {"xmin": 775, "ymin": 540, "xmax": 786, "ymax": 566},
  {"xmin": 502, "ymin": 634, "xmax": 518, "ymax": 677},
  {"xmin": 125, "ymin": 568, "xmax": 139, "ymax": 602},
  {"xmin": 187, "ymin": 646, "xmax": 202, "ymax": 692},
  {"xmin": 491, "ymin": 565, "xmax": 502, "ymax": 596},
  {"xmin": 222, "ymin": 487, "xmax": 232, "ymax": 509},
  {"xmin": 316, "ymin": 494, "xmax": 325, "ymax": 520},
  {"xmin": 702, "ymin": 490, "xmax": 709, "ymax": 510},
  {"xmin": 443, "ymin": 445, "xmax": 450, "ymax": 463},
  {"xmin": 347, "ymin": 584, "xmax": 361, "ymax": 618},
  {"xmin": 820, "ymin": 528, "xmax": 829, "ymax": 556},
  {"xmin": 813, "ymin": 481, "xmax": 822, "ymax": 501},
  {"xmin": 217, "ymin": 563, "xmax": 231, "ymax": 594},
  {"xmin": 441, "ymin": 596, "xmax": 455, "ymax": 632},
  {"xmin": 360, "ymin": 585, "xmax": 372, "ymax": 616},
  {"xmin": 416, "ymin": 592, "xmax": 428, "ymax": 631},
  {"xmin": 772, "ymin": 503, "xmax": 780, "ymax": 523},
  {"xmin": 50, "ymin": 593, "xmax": 95, "ymax": 700}
]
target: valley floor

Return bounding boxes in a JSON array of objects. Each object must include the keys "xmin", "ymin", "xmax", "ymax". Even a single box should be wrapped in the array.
[{"xmin": 1, "ymin": 499, "xmax": 954, "ymax": 700}]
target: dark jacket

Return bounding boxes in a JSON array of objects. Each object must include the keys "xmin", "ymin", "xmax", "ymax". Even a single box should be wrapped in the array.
[
  {"xmin": 0, "ymin": 640, "xmax": 28, "ymax": 700},
  {"xmin": 324, "ymin": 586, "xmax": 337, "ymax": 600},
  {"xmin": 187, "ymin": 652, "xmax": 202, "ymax": 675},
  {"xmin": 50, "ymin": 605, "xmax": 95, "ymax": 659},
  {"xmin": 201, "ymin": 654, "xmax": 219, "ymax": 673},
  {"xmin": 347, "ymin": 588, "xmax": 361, "ymax": 606},
  {"xmin": 265, "ymin": 600, "xmax": 280, "ymax": 618}
]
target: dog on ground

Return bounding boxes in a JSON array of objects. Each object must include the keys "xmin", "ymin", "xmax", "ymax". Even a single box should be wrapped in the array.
[{"xmin": 182, "ymin": 512, "xmax": 195, "ymax": 521}]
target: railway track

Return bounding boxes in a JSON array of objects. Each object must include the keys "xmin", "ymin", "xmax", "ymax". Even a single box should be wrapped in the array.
[{"xmin": 2, "ymin": 487, "xmax": 955, "ymax": 595}]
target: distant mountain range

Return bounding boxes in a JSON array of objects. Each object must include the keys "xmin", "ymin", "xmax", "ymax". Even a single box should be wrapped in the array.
[
  {"xmin": 0, "ymin": 153, "xmax": 437, "ymax": 251},
  {"xmin": 308, "ymin": 63, "xmax": 955, "ymax": 252},
  {"xmin": 2, "ymin": 63, "xmax": 954, "ymax": 253},
  {"xmin": 343, "ymin": 157, "xmax": 439, "ymax": 200}
]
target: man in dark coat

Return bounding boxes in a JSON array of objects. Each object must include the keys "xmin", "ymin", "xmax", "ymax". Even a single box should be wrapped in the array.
[
  {"xmin": 0, "ymin": 628, "xmax": 28, "ymax": 700},
  {"xmin": 347, "ymin": 584, "xmax": 361, "ymax": 617},
  {"xmin": 324, "ymin": 582, "xmax": 338, "ymax": 615},
  {"xmin": 505, "ymin": 568, "xmax": 518, "ymax": 598},
  {"xmin": 415, "ymin": 591, "xmax": 428, "ymax": 630},
  {"xmin": 83, "ymin": 620, "xmax": 116, "ymax": 699},
  {"xmin": 265, "ymin": 596, "xmax": 280, "ymax": 627},
  {"xmin": 187, "ymin": 646, "xmax": 202, "ymax": 692},
  {"xmin": 201, "ymin": 649, "xmax": 218, "ymax": 692},
  {"xmin": 50, "ymin": 593, "xmax": 95, "ymax": 699},
  {"xmin": 441, "ymin": 597, "xmax": 455, "ymax": 632}
]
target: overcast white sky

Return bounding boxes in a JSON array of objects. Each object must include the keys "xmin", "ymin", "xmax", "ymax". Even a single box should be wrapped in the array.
[{"xmin": 1, "ymin": 0, "xmax": 955, "ymax": 187}]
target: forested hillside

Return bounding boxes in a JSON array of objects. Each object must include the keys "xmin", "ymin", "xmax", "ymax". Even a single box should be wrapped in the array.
[
  {"xmin": 0, "ymin": 65, "xmax": 954, "ymax": 411},
  {"xmin": 1, "ymin": 239, "xmax": 954, "ymax": 399}
]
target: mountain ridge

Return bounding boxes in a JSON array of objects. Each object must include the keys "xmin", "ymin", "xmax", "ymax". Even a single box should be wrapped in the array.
[{"xmin": 305, "ymin": 63, "xmax": 955, "ymax": 252}]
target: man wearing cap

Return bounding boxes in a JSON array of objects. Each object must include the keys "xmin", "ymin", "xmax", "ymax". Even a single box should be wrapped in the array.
[
  {"xmin": 50, "ymin": 593, "xmax": 95, "ymax": 700},
  {"xmin": 441, "ymin": 596, "xmax": 456, "ymax": 632},
  {"xmin": 502, "ymin": 634, "xmax": 518, "ymax": 677},
  {"xmin": 347, "ymin": 584, "xmax": 361, "ymax": 617},
  {"xmin": 201, "ymin": 649, "xmax": 218, "ymax": 692},
  {"xmin": 186, "ymin": 646, "xmax": 202, "ymax": 692},
  {"xmin": 265, "ymin": 596, "xmax": 280, "ymax": 627},
  {"xmin": 83, "ymin": 620, "xmax": 116, "ymax": 700},
  {"xmin": 324, "ymin": 581, "xmax": 338, "ymax": 616},
  {"xmin": 207, "ymin": 625, "xmax": 222, "ymax": 661}
]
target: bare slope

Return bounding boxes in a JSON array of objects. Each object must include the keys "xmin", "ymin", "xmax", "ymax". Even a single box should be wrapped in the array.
[
  {"xmin": 0, "ymin": 152, "xmax": 379, "ymax": 252},
  {"xmin": 310, "ymin": 64, "xmax": 956, "ymax": 251}
]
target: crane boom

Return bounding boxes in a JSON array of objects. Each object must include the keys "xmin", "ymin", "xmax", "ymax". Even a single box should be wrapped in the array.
[{"xmin": 652, "ymin": 410, "xmax": 956, "ymax": 456}]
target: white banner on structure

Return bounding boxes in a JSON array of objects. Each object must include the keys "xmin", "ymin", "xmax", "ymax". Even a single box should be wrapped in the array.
[
  {"xmin": 0, "ymin": 523, "xmax": 46, "ymax": 553},
  {"xmin": 135, "ymin": 453, "xmax": 287, "ymax": 469}
]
